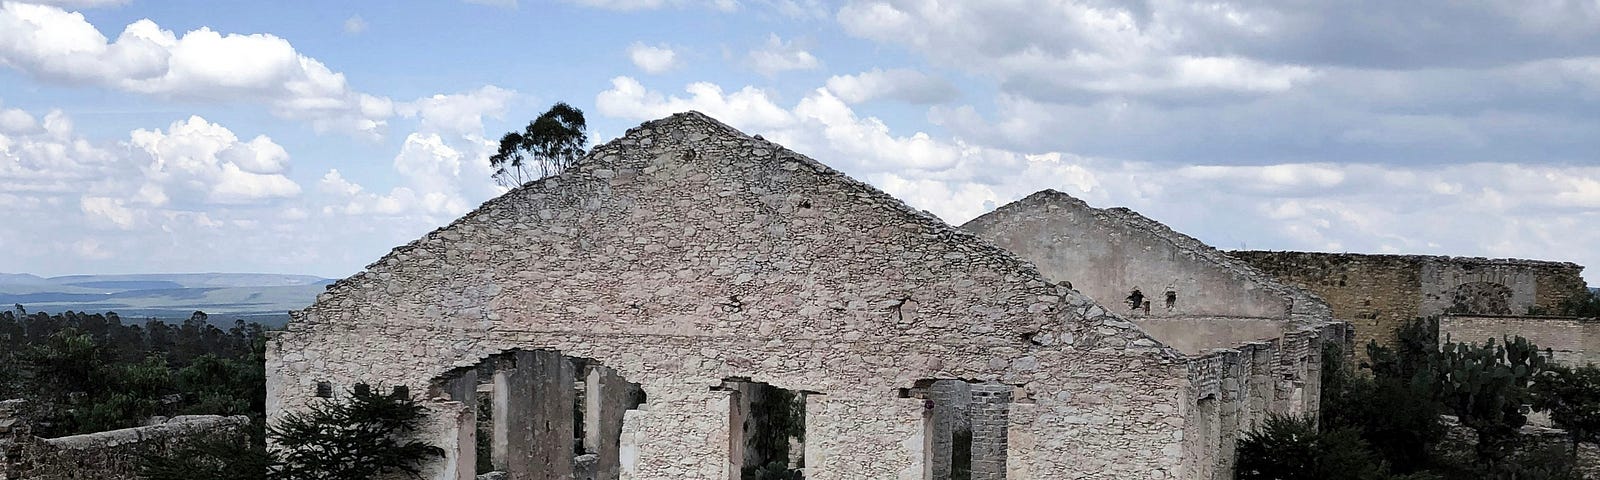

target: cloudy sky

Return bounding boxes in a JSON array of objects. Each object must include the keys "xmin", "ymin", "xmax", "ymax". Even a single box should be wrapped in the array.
[{"xmin": 3, "ymin": 0, "xmax": 1599, "ymax": 283}]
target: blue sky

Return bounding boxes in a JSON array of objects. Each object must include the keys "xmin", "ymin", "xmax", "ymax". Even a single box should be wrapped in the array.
[{"xmin": 3, "ymin": 0, "xmax": 1600, "ymax": 284}]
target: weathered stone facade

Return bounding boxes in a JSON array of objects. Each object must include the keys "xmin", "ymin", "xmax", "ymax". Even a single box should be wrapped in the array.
[
  {"xmin": 1230, "ymin": 251, "xmax": 1587, "ymax": 353},
  {"xmin": 0, "ymin": 402, "xmax": 248, "ymax": 480},
  {"xmin": 268, "ymin": 112, "xmax": 1330, "ymax": 479},
  {"xmin": 963, "ymin": 190, "xmax": 1344, "ymax": 480}
]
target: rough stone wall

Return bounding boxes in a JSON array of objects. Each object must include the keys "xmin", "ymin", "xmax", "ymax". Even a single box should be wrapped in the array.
[
  {"xmin": 1179, "ymin": 322, "xmax": 1346, "ymax": 480},
  {"xmin": 964, "ymin": 191, "xmax": 1331, "ymax": 332},
  {"xmin": 1231, "ymin": 251, "xmax": 1586, "ymax": 352},
  {"xmin": 957, "ymin": 189, "xmax": 1347, "ymax": 480},
  {"xmin": 0, "ymin": 414, "xmax": 249, "ymax": 480},
  {"xmin": 268, "ymin": 112, "xmax": 1195, "ymax": 479},
  {"xmin": 1441, "ymin": 315, "xmax": 1600, "ymax": 367}
]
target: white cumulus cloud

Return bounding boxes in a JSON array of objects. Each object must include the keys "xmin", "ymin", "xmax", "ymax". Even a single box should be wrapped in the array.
[
  {"xmin": 627, "ymin": 42, "xmax": 679, "ymax": 74},
  {"xmin": 0, "ymin": 2, "xmax": 392, "ymax": 137},
  {"xmin": 747, "ymin": 34, "xmax": 820, "ymax": 76},
  {"xmin": 825, "ymin": 68, "xmax": 958, "ymax": 104},
  {"xmin": 128, "ymin": 116, "xmax": 302, "ymax": 205}
]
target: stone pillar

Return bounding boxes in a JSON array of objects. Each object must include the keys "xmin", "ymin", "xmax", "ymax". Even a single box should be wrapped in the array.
[
  {"xmin": 435, "ymin": 401, "xmax": 478, "ymax": 480},
  {"xmin": 618, "ymin": 410, "xmax": 647, "ymax": 480},
  {"xmin": 1217, "ymin": 351, "xmax": 1245, "ymax": 480},
  {"xmin": 494, "ymin": 352, "xmax": 536, "ymax": 479},
  {"xmin": 585, "ymin": 366, "xmax": 631, "ymax": 480},
  {"xmin": 926, "ymin": 380, "xmax": 972, "ymax": 480},
  {"xmin": 621, "ymin": 387, "xmax": 731, "ymax": 479},
  {"xmin": 726, "ymin": 386, "xmax": 747, "ymax": 479},
  {"xmin": 528, "ymin": 350, "xmax": 576, "ymax": 480},
  {"xmin": 967, "ymin": 383, "xmax": 1011, "ymax": 480}
]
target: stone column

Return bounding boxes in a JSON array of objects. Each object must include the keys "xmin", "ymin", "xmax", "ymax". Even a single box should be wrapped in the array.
[
  {"xmin": 585, "ymin": 366, "xmax": 631, "ymax": 480},
  {"xmin": 926, "ymin": 379, "xmax": 972, "ymax": 480},
  {"xmin": 494, "ymin": 352, "xmax": 536, "ymax": 478},
  {"xmin": 527, "ymin": 350, "xmax": 576, "ymax": 480},
  {"xmin": 1217, "ymin": 351, "xmax": 1245, "ymax": 480}
]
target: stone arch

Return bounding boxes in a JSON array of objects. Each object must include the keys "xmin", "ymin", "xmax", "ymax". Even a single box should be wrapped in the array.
[
  {"xmin": 1447, "ymin": 281, "xmax": 1514, "ymax": 315},
  {"xmin": 430, "ymin": 348, "xmax": 646, "ymax": 480}
]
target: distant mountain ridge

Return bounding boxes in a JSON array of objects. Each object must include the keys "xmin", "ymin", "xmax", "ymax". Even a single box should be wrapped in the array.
[{"xmin": 0, "ymin": 273, "xmax": 332, "ymax": 327}]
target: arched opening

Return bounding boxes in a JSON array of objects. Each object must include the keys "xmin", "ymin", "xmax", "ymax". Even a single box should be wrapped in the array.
[
  {"xmin": 1447, "ymin": 281, "xmax": 1514, "ymax": 315},
  {"xmin": 432, "ymin": 349, "xmax": 646, "ymax": 480}
]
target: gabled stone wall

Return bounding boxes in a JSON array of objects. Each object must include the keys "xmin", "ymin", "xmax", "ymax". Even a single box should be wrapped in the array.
[
  {"xmin": 269, "ymin": 112, "xmax": 1197, "ymax": 479},
  {"xmin": 964, "ymin": 190, "xmax": 1345, "ymax": 480},
  {"xmin": 964, "ymin": 191, "xmax": 1330, "ymax": 331}
]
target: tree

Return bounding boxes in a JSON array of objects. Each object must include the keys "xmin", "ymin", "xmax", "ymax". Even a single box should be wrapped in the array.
[
  {"xmin": 1324, "ymin": 339, "xmax": 1445, "ymax": 474},
  {"xmin": 1235, "ymin": 414, "xmax": 1389, "ymax": 480},
  {"xmin": 1435, "ymin": 336, "xmax": 1548, "ymax": 467},
  {"xmin": 269, "ymin": 384, "xmax": 443, "ymax": 479},
  {"xmin": 489, "ymin": 102, "xmax": 590, "ymax": 187},
  {"xmin": 142, "ymin": 384, "xmax": 441, "ymax": 480},
  {"xmin": 1531, "ymin": 364, "xmax": 1600, "ymax": 452}
]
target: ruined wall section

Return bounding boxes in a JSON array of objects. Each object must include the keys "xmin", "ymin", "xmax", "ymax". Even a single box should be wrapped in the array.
[
  {"xmin": 1442, "ymin": 315, "xmax": 1600, "ymax": 367},
  {"xmin": 1232, "ymin": 252, "xmax": 1586, "ymax": 351},
  {"xmin": 269, "ymin": 112, "xmax": 1193, "ymax": 479},
  {"xmin": 1179, "ymin": 322, "xmax": 1345, "ymax": 480},
  {"xmin": 1, "ymin": 413, "xmax": 248, "ymax": 480},
  {"xmin": 963, "ymin": 191, "xmax": 1329, "ymax": 332},
  {"xmin": 963, "ymin": 191, "xmax": 1332, "ymax": 356}
]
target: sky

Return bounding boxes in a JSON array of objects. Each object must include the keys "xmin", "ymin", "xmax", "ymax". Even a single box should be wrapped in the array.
[{"xmin": 2, "ymin": 0, "xmax": 1599, "ymax": 284}]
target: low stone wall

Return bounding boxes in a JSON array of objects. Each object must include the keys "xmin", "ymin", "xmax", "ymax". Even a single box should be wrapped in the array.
[
  {"xmin": 1, "ymin": 414, "xmax": 250, "ymax": 480},
  {"xmin": 1441, "ymin": 314, "xmax": 1600, "ymax": 367}
]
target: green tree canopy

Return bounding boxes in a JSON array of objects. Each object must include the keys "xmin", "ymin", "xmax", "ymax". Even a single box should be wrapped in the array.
[{"xmin": 489, "ymin": 102, "xmax": 589, "ymax": 187}]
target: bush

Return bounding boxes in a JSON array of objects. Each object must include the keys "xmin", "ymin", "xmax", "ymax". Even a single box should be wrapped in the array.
[
  {"xmin": 1235, "ymin": 414, "xmax": 1386, "ymax": 480},
  {"xmin": 141, "ymin": 383, "xmax": 442, "ymax": 480}
]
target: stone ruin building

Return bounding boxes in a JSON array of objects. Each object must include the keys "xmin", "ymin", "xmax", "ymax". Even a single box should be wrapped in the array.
[
  {"xmin": 963, "ymin": 190, "xmax": 1343, "ymax": 479},
  {"xmin": 265, "ymin": 112, "xmax": 1340, "ymax": 480},
  {"xmin": 1230, "ymin": 251, "xmax": 1590, "ymax": 362}
]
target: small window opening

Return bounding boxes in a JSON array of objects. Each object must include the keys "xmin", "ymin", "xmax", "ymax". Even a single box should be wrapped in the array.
[
  {"xmin": 1165, "ymin": 290, "xmax": 1177, "ymax": 310},
  {"xmin": 315, "ymin": 381, "xmax": 333, "ymax": 398}
]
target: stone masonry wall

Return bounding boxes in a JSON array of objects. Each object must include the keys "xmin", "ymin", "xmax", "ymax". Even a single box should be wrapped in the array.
[
  {"xmin": 268, "ymin": 112, "xmax": 1196, "ymax": 479},
  {"xmin": 1441, "ymin": 315, "xmax": 1600, "ymax": 367},
  {"xmin": 964, "ymin": 191, "xmax": 1330, "ymax": 331},
  {"xmin": 0, "ymin": 414, "xmax": 249, "ymax": 480},
  {"xmin": 1232, "ymin": 251, "xmax": 1586, "ymax": 353}
]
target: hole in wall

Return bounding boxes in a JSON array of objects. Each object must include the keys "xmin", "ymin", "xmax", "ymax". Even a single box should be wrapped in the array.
[
  {"xmin": 905, "ymin": 379, "xmax": 1011, "ymax": 480},
  {"xmin": 720, "ymin": 378, "xmax": 808, "ymax": 480},
  {"xmin": 315, "ymin": 381, "xmax": 333, "ymax": 398}
]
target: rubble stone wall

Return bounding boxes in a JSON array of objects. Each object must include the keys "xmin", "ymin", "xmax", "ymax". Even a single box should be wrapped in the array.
[
  {"xmin": 0, "ymin": 414, "xmax": 248, "ymax": 480},
  {"xmin": 1232, "ymin": 251, "xmax": 1586, "ymax": 352},
  {"xmin": 268, "ymin": 112, "xmax": 1194, "ymax": 479},
  {"xmin": 1442, "ymin": 315, "xmax": 1600, "ymax": 367}
]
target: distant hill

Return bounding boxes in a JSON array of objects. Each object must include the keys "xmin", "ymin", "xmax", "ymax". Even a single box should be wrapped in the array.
[{"xmin": 0, "ymin": 273, "xmax": 332, "ymax": 327}]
